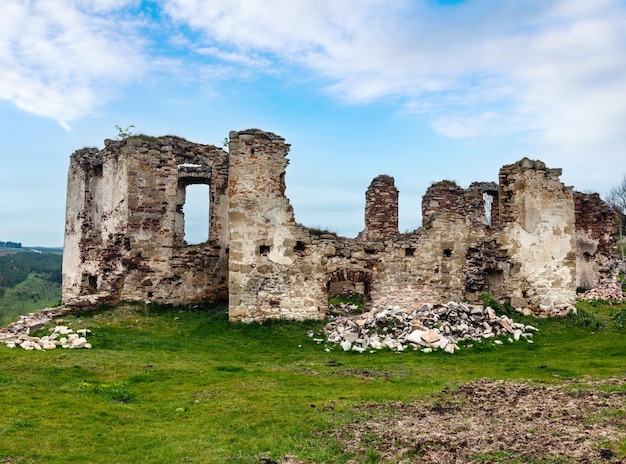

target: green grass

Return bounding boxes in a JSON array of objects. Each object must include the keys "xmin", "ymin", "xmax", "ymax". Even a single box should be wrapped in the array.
[{"xmin": 0, "ymin": 301, "xmax": 625, "ymax": 463}]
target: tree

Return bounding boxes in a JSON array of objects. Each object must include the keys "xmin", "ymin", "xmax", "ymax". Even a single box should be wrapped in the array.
[
  {"xmin": 607, "ymin": 174, "xmax": 626, "ymax": 215},
  {"xmin": 608, "ymin": 174, "xmax": 626, "ymax": 290}
]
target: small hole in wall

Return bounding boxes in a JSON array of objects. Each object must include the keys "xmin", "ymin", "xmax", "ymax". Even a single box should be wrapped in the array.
[
  {"xmin": 259, "ymin": 245, "xmax": 271, "ymax": 256},
  {"xmin": 443, "ymin": 249, "xmax": 452, "ymax": 257},
  {"xmin": 294, "ymin": 241, "xmax": 306, "ymax": 256},
  {"xmin": 365, "ymin": 249, "xmax": 377, "ymax": 255},
  {"xmin": 147, "ymin": 292, "xmax": 154, "ymax": 298},
  {"xmin": 405, "ymin": 248, "xmax": 415, "ymax": 257}
]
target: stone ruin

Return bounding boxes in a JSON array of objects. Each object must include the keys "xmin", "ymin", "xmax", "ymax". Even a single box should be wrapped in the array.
[{"xmin": 61, "ymin": 129, "xmax": 624, "ymax": 322}]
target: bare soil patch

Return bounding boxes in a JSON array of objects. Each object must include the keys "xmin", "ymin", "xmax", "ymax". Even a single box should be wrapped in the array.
[
  {"xmin": 280, "ymin": 379, "xmax": 626, "ymax": 463},
  {"xmin": 331, "ymin": 378, "xmax": 626, "ymax": 463}
]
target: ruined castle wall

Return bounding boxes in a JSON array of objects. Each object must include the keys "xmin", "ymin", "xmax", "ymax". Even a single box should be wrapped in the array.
[
  {"xmin": 62, "ymin": 136, "xmax": 229, "ymax": 305},
  {"xmin": 63, "ymin": 128, "xmax": 618, "ymax": 322},
  {"xmin": 574, "ymin": 192, "xmax": 621, "ymax": 289},
  {"xmin": 498, "ymin": 158, "xmax": 576, "ymax": 313},
  {"xmin": 366, "ymin": 181, "xmax": 495, "ymax": 309}
]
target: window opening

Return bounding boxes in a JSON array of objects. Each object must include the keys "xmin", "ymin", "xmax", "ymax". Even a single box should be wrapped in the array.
[
  {"xmin": 183, "ymin": 184, "xmax": 210, "ymax": 244},
  {"xmin": 88, "ymin": 275, "xmax": 97, "ymax": 293}
]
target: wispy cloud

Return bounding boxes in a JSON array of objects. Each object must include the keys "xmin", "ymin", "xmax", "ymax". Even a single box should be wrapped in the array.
[
  {"xmin": 0, "ymin": 0, "xmax": 144, "ymax": 129},
  {"xmin": 162, "ymin": 0, "xmax": 626, "ymax": 183},
  {"xmin": 3, "ymin": 0, "xmax": 626, "ymax": 183}
]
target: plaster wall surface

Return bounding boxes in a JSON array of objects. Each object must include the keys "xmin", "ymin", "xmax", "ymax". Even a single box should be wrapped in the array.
[{"xmin": 498, "ymin": 159, "xmax": 577, "ymax": 312}]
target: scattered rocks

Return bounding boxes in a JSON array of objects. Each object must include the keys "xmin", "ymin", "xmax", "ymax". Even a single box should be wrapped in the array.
[{"xmin": 324, "ymin": 302, "xmax": 537, "ymax": 353}]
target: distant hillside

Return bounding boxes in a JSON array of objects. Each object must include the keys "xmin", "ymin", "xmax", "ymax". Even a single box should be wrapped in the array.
[{"xmin": 0, "ymin": 251, "xmax": 62, "ymax": 325}]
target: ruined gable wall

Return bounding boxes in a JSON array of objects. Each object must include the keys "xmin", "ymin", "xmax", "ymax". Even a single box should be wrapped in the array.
[
  {"xmin": 227, "ymin": 130, "xmax": 329, "ymax": 321},
  {"xmin": 498, "ymin": 158, "xmax": 576, "ymax": 313},
  {"xmin": 574, "ymin": 192, "xmax": 621, "ymax": 289},
  {"xmin": 62, "ymin": 148, "xmax": 107, "ymax": 301},
  {"xmin": 62, "ymin": 136, "xmax": 229, "ymax": 305}
]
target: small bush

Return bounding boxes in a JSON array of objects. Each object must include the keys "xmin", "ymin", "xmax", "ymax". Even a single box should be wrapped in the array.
[
  {"xmin": 306, "ymin": 226, "xmax": 337, "ymax": 237},
  {"xmin": 478, "ymin": 291, "xmax": 515, "ymax": 315},
  {"xmin": 611, "ymin": 309, "xmax": 626, "ymax": 330},
  {"xmin": 567, "ymin": 307, "xmax": 604, "ymax": 331}
]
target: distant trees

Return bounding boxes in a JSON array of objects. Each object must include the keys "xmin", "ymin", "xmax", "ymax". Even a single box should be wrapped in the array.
[
  {"xmin": 0, "ymin": 241, "xmax": 22, "ymax": 248},
  {"xmin": 0, "ymin": 252, "xmax": 62, "ymax": 297}
]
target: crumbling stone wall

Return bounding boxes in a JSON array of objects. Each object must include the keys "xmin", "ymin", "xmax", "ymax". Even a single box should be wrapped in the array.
[
  {"xmin": 574, "ymin": 192, "xmax": 622, "ymax": 289},
  {"xmin": 226, "ymin": 130, "xmax": 323, "ymax": 321},
  {"xmin": 63, "ymin": 136, "xmax": 229, "ymax": 305},
  {"xmin": 63, "ymin": 130, "xmax": 621, "ymax": 322},
  {"xmin": 498, "ymin": 159, "xmax": 577, "ymax": 312}
]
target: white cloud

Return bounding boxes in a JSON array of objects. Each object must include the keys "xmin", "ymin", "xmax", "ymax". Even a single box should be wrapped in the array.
[
  {"xmin": 162, "ymin": 0, "xmax": 626, "ymax": 190},
  {"xmin": 0, "ymin": 0, "xmax": 144, "ymax": 128}
]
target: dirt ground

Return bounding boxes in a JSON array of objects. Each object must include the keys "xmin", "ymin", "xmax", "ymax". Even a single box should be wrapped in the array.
[{"xmin": 285, "ymin": 378, "xmax": 626, "ymax": 463}]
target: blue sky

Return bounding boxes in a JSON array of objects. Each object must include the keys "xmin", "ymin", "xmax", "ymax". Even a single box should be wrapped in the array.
[{"xmin": 2, "ymin": 0, "xmax": 626, "ymax": 246}]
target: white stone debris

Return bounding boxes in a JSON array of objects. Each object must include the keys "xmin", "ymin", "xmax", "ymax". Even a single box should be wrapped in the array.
[
  {"xmin": 0, "ymin": 293, "xmax": 107, "ymax": 351},
  {"xmin": 323, "ymin": 302, "xmax": 537, "ymax": 354}
]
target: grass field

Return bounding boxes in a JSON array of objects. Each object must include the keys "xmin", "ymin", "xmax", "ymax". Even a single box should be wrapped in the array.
[{"xmin": 0, "ymin": 300, "xmax": 625, "ymax": 463}]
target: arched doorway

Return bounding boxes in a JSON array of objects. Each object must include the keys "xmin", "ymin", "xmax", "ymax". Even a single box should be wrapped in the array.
[{"xmin": 327, "ymin": 268, "xmax": 373, "ymax": 315}]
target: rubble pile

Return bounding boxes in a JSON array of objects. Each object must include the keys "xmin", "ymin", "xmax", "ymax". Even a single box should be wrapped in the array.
[
  {"xmin": 0, "ymin": 325, "xmax": 92, "ymax": 350},
  {"xmin": 0, "ymin": 292, "xmax": 109, "ymax": 350},
  {"xmin": 578, "ymin": 284, "xmax": 625, "ymax": 301},
  {"xmin": 323, "ymin": 303, "xmax": 538, "ymax": 354}
]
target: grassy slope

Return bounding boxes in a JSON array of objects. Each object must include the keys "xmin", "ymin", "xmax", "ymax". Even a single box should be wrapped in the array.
[
  {"xmin": 0, "ymin": 251, "xmax": 62, "ymax": 325},
  {"xmin": 0, "ymin": 302, "xmax": 625, "ymax": 463},
  {"xmin": 0, "ymin": 273, "xmax": 61, "ymax": 325}
]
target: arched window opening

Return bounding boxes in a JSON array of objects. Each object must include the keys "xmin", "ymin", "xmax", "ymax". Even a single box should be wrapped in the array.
[{"xmin": 183, "ymin": 184, "xmax": 210, "ymax": 244}]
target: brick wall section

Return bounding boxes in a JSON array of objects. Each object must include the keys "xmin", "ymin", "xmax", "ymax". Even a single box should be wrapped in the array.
[
  {"xmin": 422, "ymin": 180, "xmax": 467, "ymax": 223},
  {"xmin": 574, "ymin": 192, "xmax": 622, "ymax": 289},
  {"xmin": 574, "ymin": 192, "xmax": 620, "ymax": 256},
  {"xmin": 362, "ymin": 175, "xmax": 399, "ymax": 240}
]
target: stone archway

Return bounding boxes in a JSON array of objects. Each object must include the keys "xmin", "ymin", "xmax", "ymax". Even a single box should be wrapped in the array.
[{"xmin": 327, "ymin": 268, "xmax": 374, "ymax": 313}]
